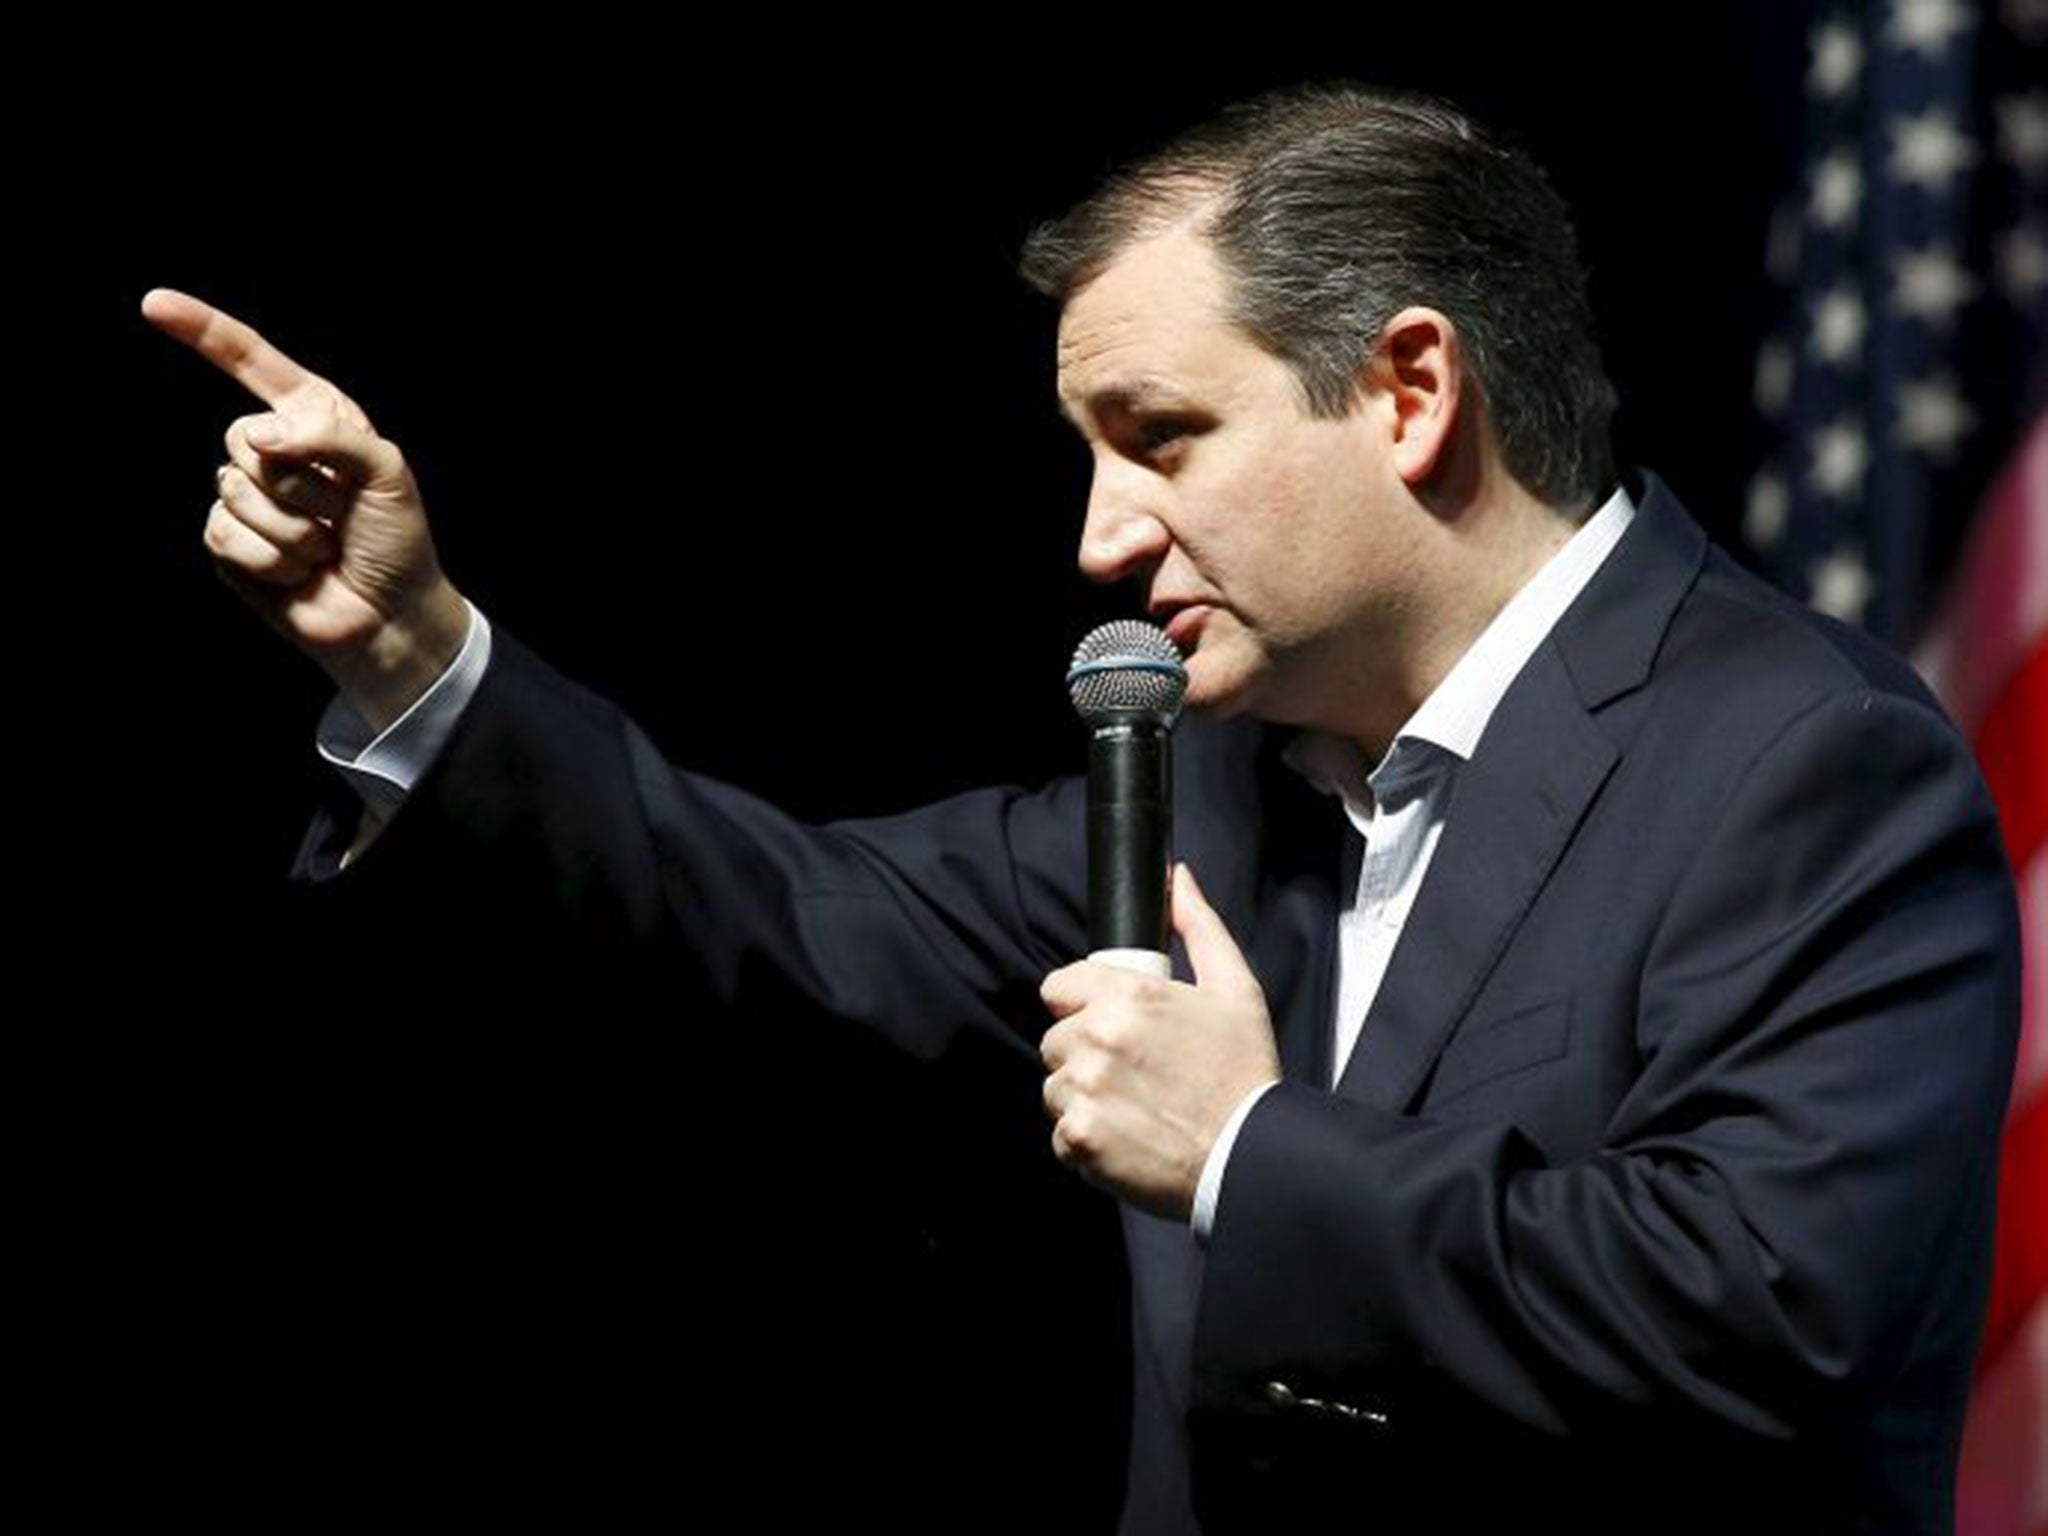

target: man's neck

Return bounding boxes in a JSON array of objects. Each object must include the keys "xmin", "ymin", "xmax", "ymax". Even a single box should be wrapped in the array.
[{"xmin": 1343, "ymin": 487, "xmax": 1587, "ymax": 759}]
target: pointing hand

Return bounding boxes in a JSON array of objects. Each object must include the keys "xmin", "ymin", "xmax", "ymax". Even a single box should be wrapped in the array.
[{"xmin": 144, "ymin": 288, "xmax": 469, "ymax": 730}]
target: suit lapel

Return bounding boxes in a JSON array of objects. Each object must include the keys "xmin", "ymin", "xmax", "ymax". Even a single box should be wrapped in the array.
[
  {"xmin": 1334, "ymin": 472, "xmax": 1708, "ymax": 1113},
  {"xmin": 1337, "ymin": 647, "xmax": 1616, "ymax": 1110}
]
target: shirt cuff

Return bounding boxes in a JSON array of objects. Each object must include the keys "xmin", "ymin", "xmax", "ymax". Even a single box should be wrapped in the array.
[
  {"xmin": 1191, "ymin": 1079, "xmax": 1280, "ymax": 1245},
  {"xmin": 316, "ymin": 601, "xmax": 493, "ymax": 812}
]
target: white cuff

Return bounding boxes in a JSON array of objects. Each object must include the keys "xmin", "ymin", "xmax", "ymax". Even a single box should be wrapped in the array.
[
  {"xmin": 1191, "ymin": 1079, "xmax": 1279, "ymax": 1245},
  {"xmin": 316, "ymin": 602, "xmax": 493, "ymax": 812}
]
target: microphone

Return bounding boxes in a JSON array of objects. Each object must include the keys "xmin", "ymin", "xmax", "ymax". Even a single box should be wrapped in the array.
[{"xmin": 1066, "ymin": 620, "xmax": 1189, "ymax": 977}]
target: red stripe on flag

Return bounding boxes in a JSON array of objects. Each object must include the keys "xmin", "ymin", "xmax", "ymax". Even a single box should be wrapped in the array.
[
  {"xmin": 1974, "ymin": 637, "xmax": 2048, "ymax": 878},
  {"xmin": 1979, "ymin": 1076, "xmax": 2048, "ymax": 1374}
]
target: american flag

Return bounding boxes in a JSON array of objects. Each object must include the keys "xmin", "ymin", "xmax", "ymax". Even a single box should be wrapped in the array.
[{"xmin": 1743, "ymin": 2, "xmax": 2046, "ymax": 1528}]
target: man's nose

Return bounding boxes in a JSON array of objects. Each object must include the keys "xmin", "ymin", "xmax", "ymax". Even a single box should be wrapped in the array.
[{"xmin": 1077, "ymin": 462, "xmax": 1171, "ymax": 585}]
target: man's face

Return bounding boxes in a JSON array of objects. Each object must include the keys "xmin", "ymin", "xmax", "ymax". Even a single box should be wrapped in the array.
[{"xmin": 1055, "ymin": 229, "xmax": 1416, "ymax": 733}]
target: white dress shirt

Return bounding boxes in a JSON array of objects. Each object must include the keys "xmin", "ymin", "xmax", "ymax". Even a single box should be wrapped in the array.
[{"xmin": 315, "ymin": 486, "xmax": 1639, "ymax": 1239}]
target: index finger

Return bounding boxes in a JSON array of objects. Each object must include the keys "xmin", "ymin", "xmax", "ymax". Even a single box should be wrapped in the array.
[
  {"xmin": 141, "ymin": 287, "xmax": 324, "ymax": 408},
  {"xmin": 1040, "ymin": 959, "xmax": 1142, "ymax": 1019},
  {"xmin": 1040, "ymin": 961, "xmax": 1093, "ymax": 1017}
]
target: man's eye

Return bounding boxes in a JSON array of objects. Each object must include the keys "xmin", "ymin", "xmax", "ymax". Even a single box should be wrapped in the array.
[{"xmin": 1136, "ymin": 420, "xmax": 1189, "ymax": 453}]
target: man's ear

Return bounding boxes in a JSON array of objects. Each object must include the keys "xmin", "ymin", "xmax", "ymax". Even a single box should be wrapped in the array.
[{"xmin": 1367, "ymin": 307, "xmax": 1464, "ymax": 487}]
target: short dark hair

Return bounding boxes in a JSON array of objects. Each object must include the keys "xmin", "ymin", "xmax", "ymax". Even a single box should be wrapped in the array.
[{"xmin": 1019, "ymin": 82, "xmax": 1618, "ymax": 515}]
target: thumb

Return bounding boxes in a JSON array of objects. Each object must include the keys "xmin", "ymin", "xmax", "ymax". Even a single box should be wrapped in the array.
[
  {"xmin": 1171, "ymin": 862, "xmax": 1260, "ymax": 999},
  {"xmin": 246, "ymin": 409, "xmax": 406, "ymax": 489}
]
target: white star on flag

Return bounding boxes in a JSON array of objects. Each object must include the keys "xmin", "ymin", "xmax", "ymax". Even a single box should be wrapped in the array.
[
  {"xmin": 1896, "ymin": 376, "xmax": 1977, "ymax": 459},
  {"xmin": 1892, "ymin": 245, "xmax": 1980, "ymax": 325},
  {"xmin": 1745, "ymin": 471, "xmax": 1791, "ymax": 549},
  {"xmin": 1811, "ymin": 150, "xmax": 1864, "ymax": 228},
  {"xmin": 1997, "ymin": 223, "xmax": 2048, "ymax": 300},
  {"xmin": 1808, "ymin": 544, "xmax": 1876, "ymax": 622},
  {"xmin": 1812, "ymin": 285, "xmax": 1869, "ymax": 362},
  {"xmin": 1996, "ymin": 93, "xmax": 2048, "ymax": 176},
  {"xmin": 1885, "ymin": 0, "xmax": 1975, "ymax": 59},
  {"xmin": 1809, "ymin": 419, "xmax": 1871, "ymax": 500},
  {"xmin": 1811, "ymin": 20, "xmax": 1865, "ymax": 97},
  {"xmin": 1890, "ymin": 109, "xmax": 1980, "ymax": 193}
]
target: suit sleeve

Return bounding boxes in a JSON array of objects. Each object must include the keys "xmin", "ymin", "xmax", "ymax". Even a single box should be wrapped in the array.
[
  {"xmin": 323, "ymin": 626, "xmax": 1092, "ymax": 1065},
  {"xmin": 1192, "ymin": 686, "xmax": 2020, "ymax": 1449}
]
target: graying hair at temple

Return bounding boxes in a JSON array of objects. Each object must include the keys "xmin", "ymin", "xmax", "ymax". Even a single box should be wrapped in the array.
[{"xmin": 1019, "ymin": 81, "xmax": 1620, "ymax": 516}]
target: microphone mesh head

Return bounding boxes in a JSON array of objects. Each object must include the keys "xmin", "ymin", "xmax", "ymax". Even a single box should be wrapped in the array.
[{"xmin": 1067, "ymin": 619, "xmax": 1188, "ymax": 725}]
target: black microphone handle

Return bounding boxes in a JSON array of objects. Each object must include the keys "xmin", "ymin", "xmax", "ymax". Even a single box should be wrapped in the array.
[{"xmin": 1087, "ymin": 719, "xmax": 1173, "ymax": 964}]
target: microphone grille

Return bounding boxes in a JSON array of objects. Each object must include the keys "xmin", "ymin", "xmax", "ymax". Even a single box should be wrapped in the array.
[{"xmin": 1067, "ymin": 620, "xmax": 1188, "ymax": 725}]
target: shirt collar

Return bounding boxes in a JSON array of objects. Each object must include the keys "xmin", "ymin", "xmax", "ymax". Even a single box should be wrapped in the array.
[{"xmin": 1285, "ymin": 482, "xmax": 1638, "ymax": 808}]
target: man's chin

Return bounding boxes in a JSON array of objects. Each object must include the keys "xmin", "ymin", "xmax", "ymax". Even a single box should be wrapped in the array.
[{"xmin": 1180, "ymin": 657, "xmax": 1263, "ymax": 721}]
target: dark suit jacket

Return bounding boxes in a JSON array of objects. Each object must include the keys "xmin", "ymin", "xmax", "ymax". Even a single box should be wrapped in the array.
[{"xmin": 315, "ymin": 471, "xmax": 2020, "ymax": 1533}]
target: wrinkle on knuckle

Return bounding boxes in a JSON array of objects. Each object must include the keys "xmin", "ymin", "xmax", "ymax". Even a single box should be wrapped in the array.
[
  {"xmin": 1067, "ymin": 1023, "xmax": 1110, "ymax": 1066},
  {"xmin": 1090, "ymin": 1010, "xmax": 1134, "ymax": 1055},
  {"xmin": 245, "ymin": 539, "xmax": 287, "ymax": 576},
  {"xmin": 221, "ymin": 477, "xmax": 262, "ymax": 524},
  {"xmin": 1127, "ymin": 976, "xmax": 1172, "ymax": 1014},
  {"xmin": 1040, "ymin": 1074, "xmax": 1059, "ymax": 1117},
  {"xmin": 203, "ymin": 504, "xmax": 235, "ymax": 555},
  {"xmin": 1068, "ymin": 1055, "xmax": 1107, "ymax": 1097},
  {"xmin": 226, "ymin": 412, "xmax": 272, "ymax": 452},
  {"xmin": 217, "ymin": 482, "xmax": 259, "ymax": 528},
  {"xmin": 1061, "ymin": 1104, "xmax": 1098, "ymax": 1157}
]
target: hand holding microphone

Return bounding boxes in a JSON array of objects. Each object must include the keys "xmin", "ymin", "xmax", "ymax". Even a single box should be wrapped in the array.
[{"xmin": 1039, "ymin": 621, "xmax": 1280, "ymax": 1220}]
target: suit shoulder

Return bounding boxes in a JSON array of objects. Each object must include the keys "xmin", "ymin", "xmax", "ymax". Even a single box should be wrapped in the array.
[{"xmin": 1654, "ymin": 546, "xmax": 1961, "ymax": 744}]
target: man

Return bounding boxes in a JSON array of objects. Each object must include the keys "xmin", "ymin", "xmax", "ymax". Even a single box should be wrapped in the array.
[{"xmin": 152, "ymin": 84, "xmax": 2019, "ymax": 1533}]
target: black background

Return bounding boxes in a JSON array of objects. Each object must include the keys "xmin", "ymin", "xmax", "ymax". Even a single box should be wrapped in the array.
[{"xmin": 60, "ymin": 12, "xmax": 1810, "ymax": 1526}]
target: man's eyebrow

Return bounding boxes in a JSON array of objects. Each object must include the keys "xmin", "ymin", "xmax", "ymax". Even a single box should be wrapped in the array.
[{"xmin": 1056, "ymin": 378, "xmax": 1200, "ymax": 426}]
